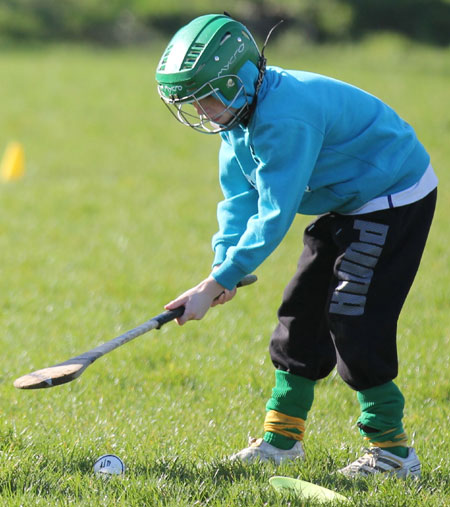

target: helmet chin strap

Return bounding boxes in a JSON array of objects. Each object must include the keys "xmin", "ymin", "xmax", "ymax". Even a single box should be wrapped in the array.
[{"xmin": 242, "ymin": 19, "xmax": 284, "ymax": 127}]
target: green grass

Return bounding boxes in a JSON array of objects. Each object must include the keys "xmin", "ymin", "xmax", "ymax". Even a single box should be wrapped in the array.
[{"xmin": 0, "ymin": 37, "xmax": 449, "ymax": 505}]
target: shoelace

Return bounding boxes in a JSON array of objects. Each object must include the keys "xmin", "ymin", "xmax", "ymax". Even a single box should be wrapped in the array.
[
  {"xmin": 248, "ymin": 437, "xmax": 262, "ymax": 447},
  {"xmin": 349, "ymin": 447, "xmax": 382, "ymax": 470}
]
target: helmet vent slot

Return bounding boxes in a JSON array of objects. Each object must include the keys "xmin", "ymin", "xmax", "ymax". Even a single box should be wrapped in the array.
[
  {"xmin": 158, "ymin": 44, "xmax": 173, "ymax": 71},
  {"xmin": 220, "ymin": 32, "xmax": 231, "ymax": 45},
  {"xmin": 181, "ymin": 43, "xmax": 206, "ymax": 70}
]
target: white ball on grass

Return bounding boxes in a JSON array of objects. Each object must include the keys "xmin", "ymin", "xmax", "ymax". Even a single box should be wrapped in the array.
[{"xmin": 93, "ymin": 454, "xmax": 125, "ymax": 476}]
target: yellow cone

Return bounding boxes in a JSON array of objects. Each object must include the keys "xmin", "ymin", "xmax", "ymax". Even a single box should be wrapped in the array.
[{"xmin": 1, "ymin": 142, "xmax": 25, "ymax": 182}]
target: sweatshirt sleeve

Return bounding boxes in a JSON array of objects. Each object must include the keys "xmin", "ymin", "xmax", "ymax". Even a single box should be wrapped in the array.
[
  {"xmin": 211, "ymin": 136, "xmax": 259, "ymax": 267},
  {"xmin": 212, "ymin": 118, "xmax": 324, "ymax": 290}
]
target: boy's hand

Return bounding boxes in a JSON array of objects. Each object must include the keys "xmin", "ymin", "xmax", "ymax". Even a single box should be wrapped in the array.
[
  {"xmin": 164, "ymin": 276, "xmax": 236, "ymax": 325},
  {"xmin": 209, "ymin": 264, "xmax": 237, "ymax": 306}
]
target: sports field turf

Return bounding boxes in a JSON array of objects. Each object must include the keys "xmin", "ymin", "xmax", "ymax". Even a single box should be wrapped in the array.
[{"xmin": 0, "ymin": 36, "xmax": 449, "ymax": 505}]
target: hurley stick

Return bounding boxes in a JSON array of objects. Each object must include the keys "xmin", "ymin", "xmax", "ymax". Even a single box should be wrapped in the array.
[{"xmin": 14, "ymin": 274, "xmax": 257, "ymax": 390}]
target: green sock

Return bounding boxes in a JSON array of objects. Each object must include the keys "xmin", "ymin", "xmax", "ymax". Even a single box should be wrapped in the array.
[
  {"xmin": 357, "ymin": 381, "xmax": 409, "ymax": 458},
  {"xmin": 263, "ymin": 370, "xmax": 316, "ymax": 450},
  {"xmin": 386, "ymin": 446, "xmax": 409, "ymax": 458}
]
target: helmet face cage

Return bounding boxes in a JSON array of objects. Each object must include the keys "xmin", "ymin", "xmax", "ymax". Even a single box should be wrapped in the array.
[{"xmin": 158, "ymin": 74, "xmax": 249, "ymax": 134}]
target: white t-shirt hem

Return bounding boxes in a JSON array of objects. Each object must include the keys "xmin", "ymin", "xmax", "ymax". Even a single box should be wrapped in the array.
[{"xmin": 345, "ymin": 163, "xmax": 437, "ymax": 215}]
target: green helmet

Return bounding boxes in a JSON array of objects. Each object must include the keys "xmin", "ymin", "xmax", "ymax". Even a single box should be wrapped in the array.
[{"xmin": 155, "ymin": 14, "xmax": 261, "ymax": 133}]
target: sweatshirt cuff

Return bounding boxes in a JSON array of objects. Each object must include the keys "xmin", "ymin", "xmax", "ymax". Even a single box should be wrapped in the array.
[
  {"xmin": 211, "ymin": 260, "xmax": 248, "ymax": 291},
  {"xmin": 212, "ymin": 243, "xmax": 228, "ymax": 267}
]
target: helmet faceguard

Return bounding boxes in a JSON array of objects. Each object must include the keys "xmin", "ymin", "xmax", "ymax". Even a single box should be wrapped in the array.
[
  {"xmin": 155, "ymin": 14, "xmax": 261, "ymax": 134},
  {"xmin": 158, "ymin": 74, "xmax": 250, "ymax": 134}
]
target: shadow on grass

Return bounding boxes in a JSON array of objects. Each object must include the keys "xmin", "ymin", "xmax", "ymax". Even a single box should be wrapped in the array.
[{"xmin": 132, "ymin": 456, "xmax": 275, "ymax": 483}]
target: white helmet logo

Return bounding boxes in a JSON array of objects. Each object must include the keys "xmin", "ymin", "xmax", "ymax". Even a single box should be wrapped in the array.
[
  {"xmin": 162, "ymin": 84, "xmax": 183, "ymax": 93},
  {"xmin": 217, "ymin": 43, "xmax": 245, "ymax": 77}
]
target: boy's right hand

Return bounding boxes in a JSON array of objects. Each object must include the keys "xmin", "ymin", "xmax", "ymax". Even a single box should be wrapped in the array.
[{"xmin": 164, "ymin": 275, "xmax": 232, "ymax": 326}]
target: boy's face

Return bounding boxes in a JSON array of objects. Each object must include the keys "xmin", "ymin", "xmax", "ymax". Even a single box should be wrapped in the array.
[{"xmin": 193, "ymin": 96, "xmax": 235, "ymax": 127}]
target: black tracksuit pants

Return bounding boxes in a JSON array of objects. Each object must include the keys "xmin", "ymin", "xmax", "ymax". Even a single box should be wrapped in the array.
[{"xmin": 269, "ymin": 189, "xmax": 437, "ymax": 391}]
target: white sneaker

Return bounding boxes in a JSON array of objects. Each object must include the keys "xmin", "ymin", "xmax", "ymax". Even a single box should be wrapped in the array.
[
  {"xmin": 338, "ymin": 447, "xmax": 421, "ymax": 479},
  {"xmin": 230, "ymin": 437, "xmax": 305, "ymax": 465}
]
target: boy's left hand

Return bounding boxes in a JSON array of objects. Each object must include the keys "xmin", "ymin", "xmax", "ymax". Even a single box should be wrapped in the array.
[{"xmin": 164, "ymin": 276, "xmax": 236, "ymax": 325}]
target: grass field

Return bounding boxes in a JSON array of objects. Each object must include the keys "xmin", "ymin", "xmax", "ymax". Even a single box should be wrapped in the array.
[{"xmin": 0, "ymin": 36, "xmax": 449, "ymax": 505}]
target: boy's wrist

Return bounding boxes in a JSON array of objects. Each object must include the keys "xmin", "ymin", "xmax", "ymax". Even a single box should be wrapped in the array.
[{"xmin": 203, "ymin": 276, "xmax": 226, "ymax": 300}]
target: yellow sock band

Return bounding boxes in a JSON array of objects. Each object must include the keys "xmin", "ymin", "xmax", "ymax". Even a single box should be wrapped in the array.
[
  {"xmin": 366, "ymin": 429, "xmax": 408, "ymax": 448},
  {"xmin": 264, "ymin": 410, "xmax": 306, "ymax": 442}
]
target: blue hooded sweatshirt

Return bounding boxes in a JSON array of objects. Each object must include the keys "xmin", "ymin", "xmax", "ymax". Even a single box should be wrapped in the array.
[{"xmin": 211, "ymin": 63, "xmax": 431, "ymax": 290}]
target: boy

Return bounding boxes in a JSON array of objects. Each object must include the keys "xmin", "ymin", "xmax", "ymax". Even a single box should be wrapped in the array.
[{"xmin": 156, "ymin": 14, "xmax": 437, "ymax": 478}]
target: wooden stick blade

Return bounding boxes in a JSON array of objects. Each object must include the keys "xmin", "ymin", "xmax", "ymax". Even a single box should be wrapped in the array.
[{"xmin": 13, "ymin": 361, "xmax": 88, "ymax": 389}]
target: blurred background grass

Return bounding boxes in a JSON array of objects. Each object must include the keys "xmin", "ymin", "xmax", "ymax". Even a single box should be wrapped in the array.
[{"xmin": 0, "ymin": 1, "xmax": 449, "ymax": 505}]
